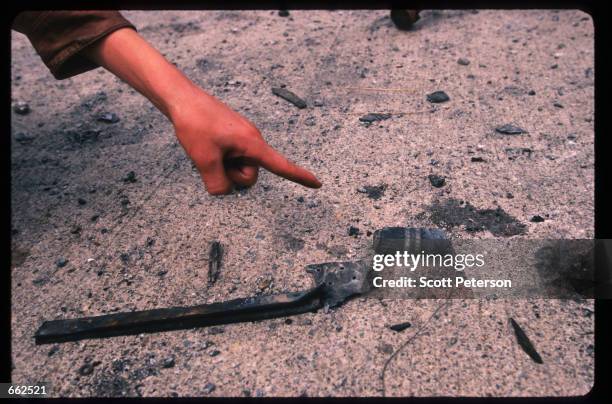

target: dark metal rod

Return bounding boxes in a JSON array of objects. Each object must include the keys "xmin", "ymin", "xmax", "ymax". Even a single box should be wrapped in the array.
[{"xmin": 35, "ymin": 286, "xmax": 324, "ymax": 344}]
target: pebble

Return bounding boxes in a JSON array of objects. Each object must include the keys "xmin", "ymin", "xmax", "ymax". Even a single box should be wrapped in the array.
[
  {"xmin": 313, "ymin": 100, "xmax": 324, "ymax": 107},
  {"xmin": 13, "ymin": 101, "xmax": 30, "ymax": 115},
  {"xmin": 202, "ymin": 383, "xmax": 216, "ymax": 394},
  {"xmin": 56, "ymin": 258, "xmax": 68, "ymax": 268},
  {"xmin": 123, "ymin": 171, "xmax": 137, "ymax": 183},
  {"xmin": 348, "ymin": 226, "xmax": 360, "ymax": 237},
  {"xmin": 470, "ymin": 156, "xmax": 485, "ymax": 162},
  {"xmin": 428, "ymin": 175, "xmax": 446, "ymax": 188},
  {"xmin": 278, "ymin": 10, "xmax": 290, "ymax": 17},
  {"xmin": 357, "ymin": 184, "xmax": 387, "ymax": 200},
  {"xmin": 530, "ymin": 215, "xmax": 545, "ymax": 223},
  {"xmin": 304, "ymin": 116, "xmax": 316, "ymax": 126},
  {"xmin": 457, "ymin": 58, "xmax": 470, "ymax": 66},
  {"xmin": 97, "ymin": 112, "xmax": 120, "ymax": 123},
  {"xmin": 77, "ymin": 198, "xmax": 87, "ymax": 206},
  {"xmin": 426, "ymin": 91, "xmax": 450, "ymax": 103},
  {"xmin": 162, "ymin": 356, "xmax": 175, "ymax": 368},
  {"xmin": 209, "ymin": 350, "xmax": 221, "ymax": 357},
  {"xmin": 495, "ymin": 124, "xmax": 526, "ymax": 135}
]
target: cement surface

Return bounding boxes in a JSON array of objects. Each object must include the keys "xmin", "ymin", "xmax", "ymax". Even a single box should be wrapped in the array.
[{"xmin": 11, "ymin": 9, "xmax": 594, "ymax": 397}]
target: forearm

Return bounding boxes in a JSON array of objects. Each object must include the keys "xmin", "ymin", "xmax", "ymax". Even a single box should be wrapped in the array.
[
  {"xmin": 81, "ymin": 26, "xmax": 321, "ymax": 193},
  {"xmin": 82, "ymin": 27, "xmax": 199, "ymax": 122}
]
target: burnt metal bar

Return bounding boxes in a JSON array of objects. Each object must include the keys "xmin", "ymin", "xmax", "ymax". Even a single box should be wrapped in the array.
[{"xmin": 35, "ymin": 286, "xmax": 324, "ymax": 344}]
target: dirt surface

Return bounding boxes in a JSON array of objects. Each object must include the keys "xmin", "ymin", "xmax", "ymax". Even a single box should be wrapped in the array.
[{"xmin": 11, "ymin": 10, "xmax": 594, "ymax": 397}]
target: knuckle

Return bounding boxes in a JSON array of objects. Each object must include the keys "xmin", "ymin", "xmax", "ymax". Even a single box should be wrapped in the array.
[{"xmin": 206, "ymin": 185, "xmax": 232, "ymax": 195}]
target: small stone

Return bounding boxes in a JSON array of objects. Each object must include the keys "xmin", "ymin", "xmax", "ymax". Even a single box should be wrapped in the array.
[
  {"xmin": 203, "ymin": 383, "xmax": 216, "ymax": 394},
  {"xmin": 56, "ymin": 258, "xmax": 68, "ymax": 268},
  {"xmin": 457, "ymin": 58, "xmax": 470, "ymax": 66},
  {"xmin": 162, "ymin": 356, "xmax": 175, "ymax": 368},
  {"xmin": 297, "ymin": 196, "xmax": 305, "ymax": 203},
  {"xmin": 157, "ymin": 269, "xmax": 168, "ymax": 276},
  {"xmin": 506, "ymin": 192, "xmax": 514, "ymax": 199},
  {"xmin": 426, "ymin": 91, "xmax": 450, "ymax": 103},
  {"xmin": 530, "ymin": 215, "xmax": 545, "ymax": 223},
  {"xmin": 304, "ymin": 116, "xmax": 316, "ymax": 126},
  {"xmin": 120, "ymin": 252, "xmax": 130, "ymax": 263},
  {"xmin": 495, "ymin": 124, "xmax": 526, "ymax": 135},
  {"xmin": 313, "ymin": 100, "xmax": 324, "ymax": 107},
  {"xmin": 470, "ymin": 156, "xmax": 485, "ymax": 162},
  {"xmin": 13, "ymin": 101, "xmax": 30, "ymax": 115},
  {"xmin": 348, "ymin": 226, "xmax": 360, "ymax": 237},
  {"xmin": 553, "ymin": 102, "xmax": 564, "ymax": 108},
  {"xmin": 551, "ymin": 64, "xmax": 558, "ymax": 69},
  {"xmin": 299, "ymin": 318, "xmax": 313, "ymax": 326},
  {"xmin": 357, "ymin": 184, "xmax": 387, "ymax": 200},
  {"xmin": 284, "ymin": 318, "xmax": 293, "ymax": 325},
  {"xmin": 278, "ymin": 10, "xmax": 290, "ymax": 17},
  {"xmin": 97, "ymin": 112, "xmax": 120, "ymax": 123},
  {"xmin": 77, "ymin": 198, "xmax": 87, "ymax": 206},
  {"xmin": 123, "ymin": 171, "xmax": 137, "ymax": 183},
  {"xmin": 428, "ymin": 175, "xmax": 446, "ymax": 188},
  {"xmin": 209, "ymin": 350, "xmax": 221, "ymax": 357},
  {"xmin": 359, "ymin": 113, "xmax": 391, "ymax": 123},
  {"xmin": 528, "ymin": 90, "xmax": 536, "ymax": 96},
  {"xmin": 389, "ymin": 322, "xmax": 412, "ymax": 332}
]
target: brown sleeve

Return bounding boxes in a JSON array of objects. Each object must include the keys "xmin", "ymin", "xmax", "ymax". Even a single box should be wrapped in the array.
[{"xmin": 12, "ymin": 11, "xmax": 136, "ymax": 80}]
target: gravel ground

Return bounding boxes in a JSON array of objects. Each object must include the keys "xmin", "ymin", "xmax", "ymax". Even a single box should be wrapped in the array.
[{"xmin": 11, "ymin": 9, "xmax": 594, "ymax": 397}]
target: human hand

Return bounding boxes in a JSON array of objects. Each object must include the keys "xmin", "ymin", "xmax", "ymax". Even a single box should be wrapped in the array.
[{"xmin": 170, "ymin": 87, "xmax": 322, "ymax": 195}]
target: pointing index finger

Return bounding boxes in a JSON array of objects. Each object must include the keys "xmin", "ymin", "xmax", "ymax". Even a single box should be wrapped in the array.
[{"xmin": 244, "ymin": 140, "xmax": 322, "ymax": 188}]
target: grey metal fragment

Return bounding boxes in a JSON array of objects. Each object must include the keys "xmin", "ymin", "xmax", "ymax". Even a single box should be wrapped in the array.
[
  {"xmin": 208, "ymin": 241, "xmax": 223, "ymax": 286},
  {"xmin": 389, "ymin": 322, "xmax": 412, "ymax": 332},
  {"xmin": 428, "ymin": 174, "xmax": 446, "ymax": 188},
  {"xmin": 97, "ymin": 112, "xmax": 120, "ymax": 123},
  {"xmin": 427, "ymin": 91, "xmax": 450, "ymax": 103},
  {"xmin": 496, "ymin": 124, "xmax": 527, "ymax": 135},
  {"xmin": 203, "ymin": 383, "xmax": 216, "ymax": 394},
  {"xmin": 13, "ymin": 101, "xmax": 30, "ymax": 115},
  {"xmin": 509, "ymin": 318, "xmax": 543, "ymax": 364},
  {"xmin": 272, "ymin": 87, "xmax": 307, "ymax": 109},
  {"xmin": 359, "ymin": 113, "xmax": 392, "ymax": 123}
]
